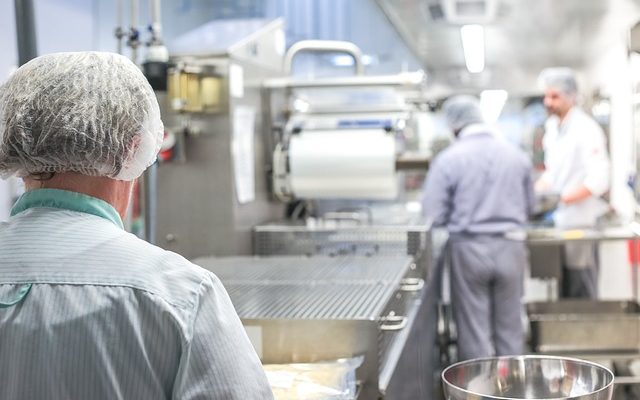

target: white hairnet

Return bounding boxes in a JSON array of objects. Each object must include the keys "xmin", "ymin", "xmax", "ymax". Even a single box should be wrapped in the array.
[
  {"xmin": 538, "ymin": 67, "xmax": 578, "ymax": 97},
  {"xmin": 0, "ymin": 52, "xmax": 163, "ymax": 181},
  {"xmin": 442, "ymin": 95, "xmax": 484, "ymax": 132}
]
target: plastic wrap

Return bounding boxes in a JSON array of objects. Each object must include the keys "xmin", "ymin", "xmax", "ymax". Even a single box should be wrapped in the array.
[
  {"xmin": 264, "ymin": 356, "xmax": 364, "ymax": 400},
  {"xmin": 289, "ymin": 130, "xmax": 397, "ymax": 199}
]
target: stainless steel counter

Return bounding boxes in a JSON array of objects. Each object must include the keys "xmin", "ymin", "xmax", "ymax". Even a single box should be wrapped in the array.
[
  {"xmin": 253, "ymin": 219, "xmax": 432, "ymax": 278},
  {"xmin": 194, "ymin": 255, "xmax": 430, "ymax": 399},
  {"xmin": 513, "ymin": 223, "xmax": 640, "ymax": 246},
  {"xmin": 505, "ymin": 222, "xmax": 640, "ymax": 300}
]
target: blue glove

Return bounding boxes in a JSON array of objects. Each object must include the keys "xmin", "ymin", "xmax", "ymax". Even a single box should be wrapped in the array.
[{"xmin": 542, "ymin": 210, "xmax": 555, "ymax": 225}]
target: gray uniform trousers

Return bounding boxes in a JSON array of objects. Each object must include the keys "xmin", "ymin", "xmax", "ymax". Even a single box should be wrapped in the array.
[{"xmin": 448, "ymin": 233, "xmax": 527, "ymax": 361}]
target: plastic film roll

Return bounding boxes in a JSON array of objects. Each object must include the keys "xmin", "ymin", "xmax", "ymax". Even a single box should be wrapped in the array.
[{"xmin": 289, "ymin": 129, "xmax": 397, "ymax": 199}]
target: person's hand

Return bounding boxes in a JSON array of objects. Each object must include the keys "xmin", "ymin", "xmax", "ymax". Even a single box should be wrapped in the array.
[{"xmin": 559, "ymin": 185, "xmax": 592, "ymax": 205}]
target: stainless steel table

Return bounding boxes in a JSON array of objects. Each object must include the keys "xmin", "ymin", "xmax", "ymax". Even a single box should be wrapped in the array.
[
  {"xmin": 193, "ymin": 255, "xmax": 431, "ymax": 399},
  {"xmin": 507, "ymin": 222, "xmax": 640, "ymax": 301},
  {"xmin": 516, "ymin": 223, "xmax": 640, "ymax": 396}
]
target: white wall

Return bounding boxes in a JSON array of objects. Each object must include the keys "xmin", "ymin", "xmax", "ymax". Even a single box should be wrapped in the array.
[
  {"xmin": 0, "ymin": 0, "xmax": 96, "ymax": 81},
  {"xmin": 584, "ymin": 27, "xmax": 637, "ymax": 300},
  {"xmin": 0, "ymin": 0, "xmax": 96, "ymax": 221},
  {"xmin": 0, "ymin": 1, "xmax": 17, "ymax": 82}
]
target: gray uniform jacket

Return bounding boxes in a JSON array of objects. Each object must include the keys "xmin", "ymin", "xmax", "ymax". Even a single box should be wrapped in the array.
[{"xmin": 422, "ymin": 123, "xmax": 535, "ymax": 233}]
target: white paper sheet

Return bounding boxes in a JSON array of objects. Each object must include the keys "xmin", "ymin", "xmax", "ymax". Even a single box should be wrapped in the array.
[
  {"xmin": 229, "ymin": 64, "xmax": 244, "ymax": 98},
  {"xmin": 232, "ymin": 106, "xmax": 256, "ymax": 203}
]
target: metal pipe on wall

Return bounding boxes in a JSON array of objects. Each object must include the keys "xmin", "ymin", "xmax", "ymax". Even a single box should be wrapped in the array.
[
  {"xmin": 149, "ymin": 0, "xmax": 162, "ymax": 44},
  {"xmin": 128, "ymin": 0, "xmax": 139, "ymax": 63},
  {"xmin": 141, "ymin": 0, "xmax": 162, "ymax": 245},
  {"xmin": 14, "ymin": 0, "xmax": 38, "ymax": 66},
  {"xmin": 115, "ymin": 0, "xmax": 124, "ymax": 54},
  {"xmin": 143, "ymin": 161, "xmax": 158, "ymax": 245}
]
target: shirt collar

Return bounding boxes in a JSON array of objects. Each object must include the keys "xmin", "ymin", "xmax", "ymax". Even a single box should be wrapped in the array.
[
  {"xmin": 10, "ymin": 189, "xmax": 124, "ymax": 229},
  {"xmin": 459, "ymin": 123, "xmax": 495, "ymax": 139}
]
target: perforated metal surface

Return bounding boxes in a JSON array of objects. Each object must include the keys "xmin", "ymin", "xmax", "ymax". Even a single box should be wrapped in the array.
[
  {"xmin": 194, "ymin": 254, "xmax": 429, "ymax": 399},
  {"xmin": 225, "ymin": 283, "xmax": 396, "ymax": 319},
  {"xmin": 194, "ymin": 255, "xmax": 414, "ymax": 320},
  {"xmin": 195, "ymin": 255, "xmax": 411, "ymax": 284}
]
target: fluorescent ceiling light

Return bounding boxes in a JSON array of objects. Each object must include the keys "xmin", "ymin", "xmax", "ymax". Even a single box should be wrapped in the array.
[
  {"xmin": 332, "ymin": 55, "xmax": 355, "ymax": 67},
  {"xmin": 480, "ymin": 89, "xmax": 508, "ymax": 122},
  {"xmin": 460, "ymin": 24, "xmax": 484, "ymax": 73}
]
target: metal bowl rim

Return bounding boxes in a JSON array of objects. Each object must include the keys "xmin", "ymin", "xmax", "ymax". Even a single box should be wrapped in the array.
[{"xmin": 441, "ymin": 354, "xmax": 615, "ymax": 400}]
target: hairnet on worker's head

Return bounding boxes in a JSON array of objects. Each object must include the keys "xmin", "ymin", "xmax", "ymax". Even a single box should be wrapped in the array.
[
  {"xmin": 441, "ymin": 95, "xmax": 485, "ymax": 132},
  {"xmin": 0, "ymin": 52, "xmax": 163, "ymax": 181},
  {"xmin": 538, "ymin": 67, "xmax": 578, "ymax": 97}
]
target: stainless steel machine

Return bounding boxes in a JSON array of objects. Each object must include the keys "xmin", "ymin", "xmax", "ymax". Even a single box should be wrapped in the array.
[
  {"xmin": 153, "ymin": 24, "xmax": 439, "ymax": 398},
  {"xmin": 154, "ymin": 28, "xmax": 430, "ymax": 260},
  {"xmin": 193, "ymin": 255, "xmax": 431, "ymax": 399},
  {"xmin": 154, "ymin": 18, "xmax": 285, "ymax": 259},
  {"xmin": 262, "ymin": 41, "xmax": 428, "ymax": 205}
]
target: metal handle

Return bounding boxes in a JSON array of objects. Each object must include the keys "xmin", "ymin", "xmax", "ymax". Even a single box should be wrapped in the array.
[
  {"xmin": 379, "ymin": 314, "xmax": 408, "ymax": 331},
  {"xmin": 400, "ymin": 278, "xmax": 424, "ymax": 292},
  {"xmin": 284, "ymin": 40, "xmax": 364, "ymax": 76},
  {"xmin": 322, "ymin": 211, "xmax": 366, "ymax": 225},
  {"xmin": 613, "ymin": 376, "xmax": 640, "ymax": 385}
]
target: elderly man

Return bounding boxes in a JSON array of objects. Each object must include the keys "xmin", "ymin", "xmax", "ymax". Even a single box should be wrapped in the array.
[
  {"xmin": 537, "ymin": 68, "xmax": 610, "ymax": 299},
  {"xmin": 422, "ymin": 95, "xmax": 534, "ymax": 360},
  {"xmin": 0, "ymin": 52, "xmax": 273, "ymax": 399}
]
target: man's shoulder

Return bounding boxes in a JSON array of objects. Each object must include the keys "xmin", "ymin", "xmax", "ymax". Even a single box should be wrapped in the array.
[
  {"xmin": 0, "ymin": 202, "xmax": 218, "ymax": 314},
  {"xmin": 572, "ymin": 108, "xmax": 604, "ymax": 133},
  {"xmin": 88, "ymin": 233, "xmax": 221, "ymax": 314},
  {"xmin": 434, "ymin": 140, "xmax": 468, "ymax": 161},
  {"xmin": 40, "ymin": 214, "xmax": 214, "ymax": 307},
  {"xmin": 106, "ymin": 232, "xmax": 214, "ymax": 294}
]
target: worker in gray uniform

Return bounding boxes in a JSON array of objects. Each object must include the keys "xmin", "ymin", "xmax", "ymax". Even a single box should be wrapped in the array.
[{"xmin": 422, "ymin": 95, "xmax": 535, "ymax": 360}]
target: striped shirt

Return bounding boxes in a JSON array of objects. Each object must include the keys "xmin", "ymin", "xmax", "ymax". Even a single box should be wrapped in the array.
[{"xmin": 0, "ymin": 189, "xmax": 273, "ymax": 399}]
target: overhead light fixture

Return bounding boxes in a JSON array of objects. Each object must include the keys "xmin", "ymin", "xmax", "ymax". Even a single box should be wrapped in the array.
[
  {"xmin": 480, "ymin": 89, "xmax": 508, "ymax": 122},
  {"xmin": 332, "ymin": 55, "xmax": 355, "ymax": 67},
  {"xmin": 460, "ymin": 24, "xmax": 484, "ymax": 73},
  {"xmin": 333, "ymin": 54, "xmax": 375, "ymax": 67}
]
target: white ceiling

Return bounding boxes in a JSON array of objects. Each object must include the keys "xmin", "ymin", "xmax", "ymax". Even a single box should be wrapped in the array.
[{"xmin": 375, "ymin": 0, "xmax": 640, "ymax": 94}]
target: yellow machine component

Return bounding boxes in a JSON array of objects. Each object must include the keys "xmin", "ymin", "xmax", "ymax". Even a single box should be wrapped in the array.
[
  {"xmin": 168, "ymin": 69, "xmax": 222, "ymax": 113},
  {"xmin": 562, "ymin": 230, "xmax": 585, "ymax": 240}
]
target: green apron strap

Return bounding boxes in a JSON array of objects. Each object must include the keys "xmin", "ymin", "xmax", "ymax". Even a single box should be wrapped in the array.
[{"xmin": 0, "ymin": 284, "xmax": 33, "ymax": 308}]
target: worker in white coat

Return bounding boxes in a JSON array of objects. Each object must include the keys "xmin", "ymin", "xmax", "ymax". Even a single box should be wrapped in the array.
[
  {"xmin": 536, "ymin": 67, "xmax": 610, "ymax": 299},
  {"xmin": 0, "ymin": 52, "xmax": 273, "ymax": 399},
  {"xmin": 422, "ymin": 96, "xmax": 534, "ymax": 360}
]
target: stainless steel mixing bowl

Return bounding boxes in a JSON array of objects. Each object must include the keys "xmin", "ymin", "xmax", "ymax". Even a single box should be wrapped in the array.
[{"xmin": 442, "ymin": 355, "xmax": 614, "ymax": 400}]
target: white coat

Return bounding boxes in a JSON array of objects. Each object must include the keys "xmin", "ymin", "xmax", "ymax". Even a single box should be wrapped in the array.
[
  {"xmin": 541, "ymin": 107, "xmax": 610, "ymax": 269},
  {"xmin": 541, "ymin": 107, "xmax": 610, "ymax": 228}
]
